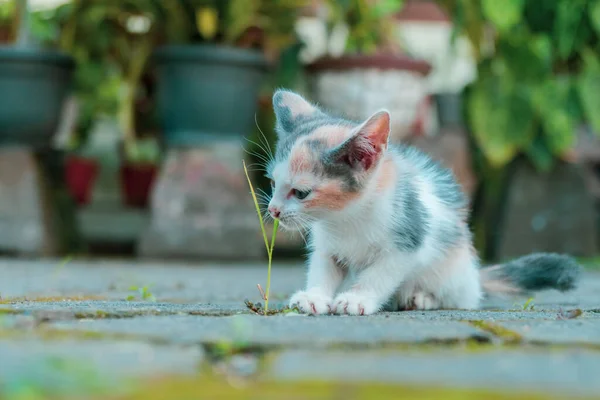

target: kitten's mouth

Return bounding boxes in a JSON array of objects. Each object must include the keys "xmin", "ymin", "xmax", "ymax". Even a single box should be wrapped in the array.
[
  {"xmin": 276, "ymin": 215, "xmax": 312, "ymax": 232},
  {"xmin": 275, "ymin": 217, "xmax": 294, "ymax": 231}
]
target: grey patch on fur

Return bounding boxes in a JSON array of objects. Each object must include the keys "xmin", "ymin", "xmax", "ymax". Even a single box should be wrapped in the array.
[
  {"xmin": 397, "ymin": 145, "xmax": 467, "ymax": 213},
  {"xmin": 274, "ymin": 114, "xmax": 351, "ymax": 162},
  {"xmin": 272, "ymin": 91, "xmax": 297, "ymax": 134},
  {"xmin": 321, "ymin": 142, "xmax": 361, "ymax": 191},
  {"xmin": 486, "ymin": 253, "xmax": 582, "ymax": 292},
  {"xmin": 391, "ymin": 179, "xmax": 430, "ymax": 251}
]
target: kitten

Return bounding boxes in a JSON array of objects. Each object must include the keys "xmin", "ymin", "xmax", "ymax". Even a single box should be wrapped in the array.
[{"xmin": 266, "ymin": 89, "xmax": 581, "ymax": 315}]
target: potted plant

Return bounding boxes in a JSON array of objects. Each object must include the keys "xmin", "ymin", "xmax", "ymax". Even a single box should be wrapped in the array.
[
  {"xmin": 44, "ymin": 1, "xmax": 187, "ymax": 206},
  {"xmin": 302, "ymin": 0, "xmax": 432, "ymax": 142},
  {"xmin": 29, "ymin": 0, "xmax": 129, "ymax": 206},
  {"xmin": 438, "ymin": 0, "xmax": 600, "ymax": 260},
  {"xmin": 0, "ymin": 0, "xmax": 74, "ymax": 148},
  {"xmin": 152, "ymin": 0, "xmax": 308, "ymax": 147},
  {"xmin": 120, "ymin": 137, "xmax": 160, "ymax": 209}
]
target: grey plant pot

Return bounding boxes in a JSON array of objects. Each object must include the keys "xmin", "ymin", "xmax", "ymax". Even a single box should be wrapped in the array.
[
  {"xmin": 153, "ymin": 45, "xmax": 269, "ymax": 147},
  {"xmin": 0, "ymin": 47, "xmax": 74, "ymax": 148},
  {"xmin": 434, "ymin": 92, "xmax": 464, "ymax": 127}
]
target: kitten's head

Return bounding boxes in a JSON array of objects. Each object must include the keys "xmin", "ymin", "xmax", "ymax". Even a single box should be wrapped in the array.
[{"xmin": 266, "ymin": 89, "xmax": 391, "ymax": 229}]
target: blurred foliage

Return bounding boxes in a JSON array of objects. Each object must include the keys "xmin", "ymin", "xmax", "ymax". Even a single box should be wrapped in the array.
[
  {"xmin": 1, "ymin": 0, "xmax": 306, "ymax": 163},
  {"xmin": 439, "ymin": 0, "xmax": 600, "ymax": 171},
  {"xmin": 326, "ymin": 0, "xmax": 404, "ymax": 54},
  {"xmin": 0, "ymin": 0, "xmax": 14, "ymax": 43},
  {"xmin": 187, "ymin": 0, "xmax": 309, "ymax": 61}
]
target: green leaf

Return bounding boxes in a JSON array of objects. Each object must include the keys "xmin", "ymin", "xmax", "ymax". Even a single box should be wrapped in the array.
[
  {"xmin": 467, "ymin": 71, "xmax": 535, "ymax": 167},
  {"xmin": 592, "ymin": 1, "xmax": 600, "ymax": 34},
  {"xmin": 128, "ymin": 285, "xmax": 138, "ymax": 291},
  {"xmin": 577, "ymin": 50, "xmax": 600, "ymax": 135},
  {"xmin": 126, "ymin": 295, "xmax": 136, "ymax": 301},
  {"xmin": 499, "ymin": 34, "xmax": 551, "ymax": 83},
  {"xmin": 482, "ymin": 0, "xmax": 524, "ymax": 32},
  {"xmin": 554, "ymin": 0, "xmax": 586, "ymax": 60},
  {"xmin": 526, "ymin": 134, "xmax": 554, "ymax": 172},
  {"xmin": 531, "ymin": 79, "xmax": 576, "ymax": 156},
  {"xmin": 373, "ymin": 0, "xmax": 404, "ymax": 18}
]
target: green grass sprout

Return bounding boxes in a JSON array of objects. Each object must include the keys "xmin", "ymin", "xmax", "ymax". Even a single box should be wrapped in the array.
[
  {"xmin": 243, "ymin": 160, "xmax": 279, "ymax": 313},
  {"xmin": 52, "ymin": 255, "xmax": 73, "ymax": 278},
  {"xmin": 127, "ymin": 285, "xmax": 156, "ymax": 302}
]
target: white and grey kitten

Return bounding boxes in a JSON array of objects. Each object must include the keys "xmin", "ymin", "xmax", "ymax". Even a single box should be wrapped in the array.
[{"xmin": 265, "ymin": 89, "xmax": 581, "ymax": 315}]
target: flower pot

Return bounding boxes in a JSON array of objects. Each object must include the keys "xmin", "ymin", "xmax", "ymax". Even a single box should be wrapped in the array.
[
  {"xmin": 65, "ymin": 156, "xmax": 99, "ymax": 206},
  {"xmin": 153, "ymin": 45, "xmax": 269, "ymax": 147},
  {"xmin": 0, "ymin": 47, "xmax": 74, "ymax": 147},
  {"xmin": 306, "ymin": 53, "xmax": 431, "ymax": 142},
  {"xmin": 120, "ymin": 163, "xmax": 157, "ymax": 209},
  {"xmin": 434, "ymin": 92, "xmax": 463, "ymax": 127}
]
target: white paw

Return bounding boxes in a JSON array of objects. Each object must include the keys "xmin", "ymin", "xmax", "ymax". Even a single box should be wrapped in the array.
[
  {"xmin": 411, "ymin": 292, "xmax": 439, "ymax": 310},
  {"xmin": 289, "ymin": 290, "xmax": 332, "ymax": 315},
  {"xmin": 332, "ymin": 292, "xmax": 379, "ymax": 316}
]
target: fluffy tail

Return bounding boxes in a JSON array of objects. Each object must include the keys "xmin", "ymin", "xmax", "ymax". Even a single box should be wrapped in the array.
[{"xmin": 480, "ymin": 253, "xmax": 582, "ymax": 296}]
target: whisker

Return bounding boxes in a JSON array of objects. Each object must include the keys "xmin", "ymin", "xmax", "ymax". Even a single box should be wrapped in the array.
[
  {"xmin": 255, "ymin": 113, "xmax": 274, "ymax": 162},
  {"xmin": 242, "ymin": 148, "xmax": 270, "ymax": 165},
  {"xmin": 243, "ymin": 137, "xmax": 271, "ymax": 163}
]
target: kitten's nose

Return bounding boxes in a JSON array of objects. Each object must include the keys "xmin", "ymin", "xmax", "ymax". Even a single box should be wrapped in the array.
[{"xmin": 268, "ymin": 206, "xmax": 281, "ymax": 219}]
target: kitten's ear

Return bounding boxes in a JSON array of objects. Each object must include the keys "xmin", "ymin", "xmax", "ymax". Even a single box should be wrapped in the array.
[
  {"xmin": 327, "ymin": 110, "xmax": 390, "ymax": 171},
  {"xmin": 273, "ymin": 89, "xmax": 321, "ymax": 135}
]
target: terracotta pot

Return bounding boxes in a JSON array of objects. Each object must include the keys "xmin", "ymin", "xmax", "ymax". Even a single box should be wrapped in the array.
[
  {"xmin": 306, "ymin": 52, "xmax": 432, "ymax": 142},
  {"xmin": 120, "ymin": 163, "xmax": 158, "ymax": 208},
  {"xmin": 65, "ymin": 156, "xmax": 99, "ymax": 206},
  {"xmin": 306, "ymin": 53, "xmax": 431, "ymax": 75}
]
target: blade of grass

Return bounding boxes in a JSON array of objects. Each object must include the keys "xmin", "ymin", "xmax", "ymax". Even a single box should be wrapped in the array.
[
  {"xmin": 265, "ymin": 219, "xmax": 279, "ymax": 311},
  {"xmin": 243, "ymin": 160, "xmax": 279, "ymax": 313},
  {"xmin": 257, "ymin": 284, "xmax": 266, "ymax": 301},
  {"xmin": 243, "ymin": 160, "xmax": 270, "ymax": 252}
]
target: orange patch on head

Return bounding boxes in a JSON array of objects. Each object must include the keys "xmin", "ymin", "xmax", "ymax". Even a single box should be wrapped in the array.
[
  {"xmin": 376, "ymin": 157, "xmax": 396, "ymax": 192},
  {"xmin": 305, "ymin": 181, "xmax": 359, "ymax": 210}
]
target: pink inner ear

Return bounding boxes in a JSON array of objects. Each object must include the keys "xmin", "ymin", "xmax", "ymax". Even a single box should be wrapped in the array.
[
  {"xmin": 352, "ymin": 111, "xmax": 390, "ymax": 170},
  {"xmin": 360, "ymin": 111, "xmax": 390, "ymax": 150}
]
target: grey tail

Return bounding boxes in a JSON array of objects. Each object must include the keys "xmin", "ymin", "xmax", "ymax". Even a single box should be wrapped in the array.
[{"xmin": 480, "ymin": 253, "xmax": 582, "ymax": 296}]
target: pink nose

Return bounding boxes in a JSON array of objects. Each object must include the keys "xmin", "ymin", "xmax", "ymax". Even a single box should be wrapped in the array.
[{"xmin": 268, "ymin": 206, "xmax": 281, "ymax": 219}]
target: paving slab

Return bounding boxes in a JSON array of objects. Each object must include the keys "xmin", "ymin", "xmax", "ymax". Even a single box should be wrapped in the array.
[
  {"xmin": 0, "ymin": 339, "xmax": 203, "ymax": 397},
  {"xmin": 4, "ymin": 301, "xmax": 596, "ymax": 324},
  {"xmin": 0, "ymin": 259, "xmax": 305, "ymax": 302},
  {"xmin": 1, "ymin": 258, "xmax": 600, "ymax": 399},
  {"xmin": 47, "ymin": 314, "xmax": 488, "ymax": 346},
  {"xmin": 2, "ymin": 300, "xmax": 246, "ymax": 317},
  {"xmin": 271, "ymin": 348, "xmax": 600, "ymax": 397},
  {"xmin": 500, "ymin": 319, "xmax": 600, "ymax": 346},
  {"xmin": 1, "ymin": 259, "xmax": 599, "ymax": 312}
]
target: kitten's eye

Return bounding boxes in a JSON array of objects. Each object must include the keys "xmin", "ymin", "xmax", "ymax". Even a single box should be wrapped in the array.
[{"xmin": 292, "ymin": 189, "xmax": 311, "ymax": 200}]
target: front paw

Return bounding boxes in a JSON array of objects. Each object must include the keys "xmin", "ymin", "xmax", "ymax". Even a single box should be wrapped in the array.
[
  {"xmin": 289, "ymin": 290, "xmax": 332, "ymax": 315},
  {"xmin": 332, "ymin": 292, "xmax": 379, "ymax": 316}
]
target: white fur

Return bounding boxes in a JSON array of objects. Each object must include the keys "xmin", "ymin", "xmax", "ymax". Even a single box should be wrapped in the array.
[
  {"xmin": 268, "ymin": 92, "xmax": 482, "ymax": 315},
  {"xmin": 282, "ymin": 148, "xmax": 483, "ymax": 315}
]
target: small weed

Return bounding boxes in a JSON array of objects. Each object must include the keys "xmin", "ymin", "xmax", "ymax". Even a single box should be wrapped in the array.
[
  {"xmin": 243, "ymin": 160, "xmax": 279, "ymax": 313},
  {"xmin": 126, "ymin": 285, "xmax": 156, "ymax": 302},
  {"xmin": 53, "ymin": 255, "xmax": 73, "ymax": 278},
  {"xmin": 513, "ymin": 297, "xmax": 535, "ymax": 311},
  {"xmin": 244, "ymin": 299, "xmax": 299, "ymax": 316}
]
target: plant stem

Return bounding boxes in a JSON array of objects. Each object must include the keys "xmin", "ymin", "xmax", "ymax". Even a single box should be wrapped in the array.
[
  {"xmin": 15, "ymin": 0, "xmax": 30, "ymax": 47},
  {"xmin": 265, "ymin": 219, "xmax": 279, "ymax": 312},
  {"xmin": 242, "ymin": 160, "xmax": 279, "ymax": 313},
  {"xmin": 242, "ymin": 160, "xmax": 270, "ymax": 251}
]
